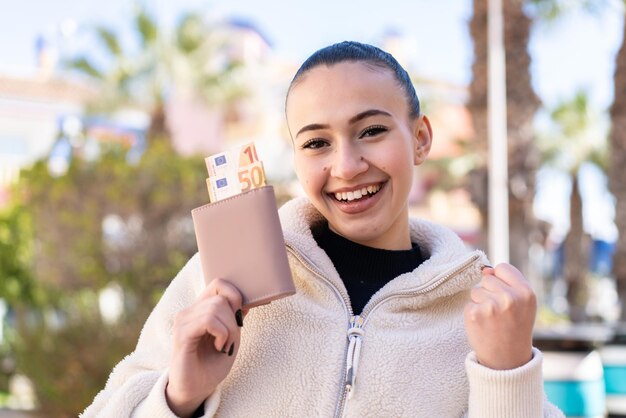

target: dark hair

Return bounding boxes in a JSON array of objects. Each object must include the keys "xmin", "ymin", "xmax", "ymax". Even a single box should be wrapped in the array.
[{"xmin": 286, "ymin": 41, "xmax": 421, "ymax": 118}]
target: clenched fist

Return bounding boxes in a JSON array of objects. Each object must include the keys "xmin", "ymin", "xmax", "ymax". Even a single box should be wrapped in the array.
[{"xmin": 464, "ymin": 263, "xmax": 537, "ymax": 370}]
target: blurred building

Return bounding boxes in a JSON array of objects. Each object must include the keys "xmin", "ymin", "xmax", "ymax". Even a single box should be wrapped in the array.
[
  {"xmin": 166, "ymin": 17, "xmax": 295, "ymax": 183},
  {"xmin": 0, "ymin": 73, "xmax": 94, "ymax": 206},
  {"xmin": 1, "ymin": 18, "xmax": 483, "ymax": 243}
]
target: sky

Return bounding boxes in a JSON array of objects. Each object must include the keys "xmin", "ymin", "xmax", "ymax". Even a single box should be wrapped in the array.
[
  {"xmin": 0, "ymin": 0, "xmax": 622, "ymax": 107},
  {"xmin": 0, "ymin": 0, "xmax": 624, "ymax": 240},
  {"xmin": 1, "ymin": 0, "xmax": 623, "ymax": 111}
]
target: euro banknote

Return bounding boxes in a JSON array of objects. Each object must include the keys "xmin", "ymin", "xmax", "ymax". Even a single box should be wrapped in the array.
[
  {"xmin": 205, "ymin": 142, "xmax": 260, "ymax": 177},
  {"xmin": 204, "ymin": 143, "xmax": 266, "ymax": 202}
]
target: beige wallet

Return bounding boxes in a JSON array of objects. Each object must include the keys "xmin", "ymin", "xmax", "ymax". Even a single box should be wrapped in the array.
[{"xmin": 191, "ymin": 185, "xmax": 296, "ymax": 308}]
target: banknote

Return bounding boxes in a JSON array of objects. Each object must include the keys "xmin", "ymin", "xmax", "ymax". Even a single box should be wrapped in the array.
[
  {"xmin": 205, "ymin": 143, "xmax": 266, "ymax": 202},
  {"xmin": 205, "ymin": 142, "xmax": 260, "ymax": 177}
]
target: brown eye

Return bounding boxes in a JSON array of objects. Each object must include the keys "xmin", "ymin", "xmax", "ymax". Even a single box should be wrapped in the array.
[
  {"xmin": 360, "ymin": 125, "xmax": 388, "ymax": 138},
  {"xmin": 302, "ymin": 139, "xmax": 328, "ymax": 149}
]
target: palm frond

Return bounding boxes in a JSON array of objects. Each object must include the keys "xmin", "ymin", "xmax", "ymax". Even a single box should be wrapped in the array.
[
  {"xmin": 135, "ymin": 8, "xmax": 158, "ymax": 47},
  {"xmin": 66, "ymin": 57, "xmax": 103, "ymax": 79},
  {"xmin": 175, "ymin": 13, "xmax": 205, "ymax": 53},
  {"xmin": 96, "ymin": 26, "xmax": 122, "ymax": 57}
]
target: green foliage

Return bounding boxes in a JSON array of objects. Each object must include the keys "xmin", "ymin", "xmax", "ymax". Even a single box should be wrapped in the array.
[
  {"xmin": 67, "ymin": 57, "xmax": 103, "ymax": 79},
  {"xmin": 12, "ymin": 301, "xmax": 141, "ymax": 417},
  {"xmin": 8, "ymin": 6, "xmax": 254, "ymax": 415},
  {"xmin": 64, "ymin": 6, "xmax": 248, "ymax": 127},
  {"xmin": 537, "ymin": 89, "xmax": 608, "ymax": 174},
  {"xmin": 0, "ymin": 202, "xmax": 43, "ymax": 306},
  {"xmin": 176, "ymin": 13, "xmax": 206, "ymax": 53},
  {"xmin": 96, "ymin": 26, "xmax": 122, "ymax": 57},
  {"xmin": 526, "ymin": 0, "xmax": 612, "ymax": 21},
  {"xmin": 8, "ymin": 139, "xmax": 209, "ymax": 416},
  {"xmin": 135, "ymin": 7, "xmax": 158, "ymax": 46}
]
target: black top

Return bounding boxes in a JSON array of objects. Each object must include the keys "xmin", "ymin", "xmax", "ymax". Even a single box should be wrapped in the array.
[{"xmin": 312, "ymin": 222, "xmax": 425, "ymax": 315}]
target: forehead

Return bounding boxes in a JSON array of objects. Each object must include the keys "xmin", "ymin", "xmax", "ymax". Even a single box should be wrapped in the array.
[{"xmin": 286, "ymin": 62, "xmax": 408, "ymax": 129}]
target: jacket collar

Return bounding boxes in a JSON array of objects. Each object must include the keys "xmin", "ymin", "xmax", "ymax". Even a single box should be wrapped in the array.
[{"xmin": 279, "ymin": 197, "xmax": 488, "ymax": 308}]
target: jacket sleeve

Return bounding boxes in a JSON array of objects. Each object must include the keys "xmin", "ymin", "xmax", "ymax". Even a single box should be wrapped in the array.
[
  {"xmin": 460, "ymin": 348, "xmax": 565, "ymax": 418},
  {"xmin": 80, "ymin": 253, "xmax": 222, "ymax": 418}
]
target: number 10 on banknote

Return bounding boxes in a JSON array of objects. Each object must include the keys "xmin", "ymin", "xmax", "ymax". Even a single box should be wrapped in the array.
[{"xmin": 204, "ymin": 142, "xmax": 267, "ymax": 202}]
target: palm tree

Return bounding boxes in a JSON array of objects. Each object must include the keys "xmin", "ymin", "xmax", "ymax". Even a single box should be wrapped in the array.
[
  {"xmin": 608, "ymin": 4, "xmax": 626, "ymax": 324},
  {"xmin": 66, "ymin": 8, "xmax": 247, "ymax": 143},
  {"xmin": 468, "ymin": 0, "xmax": 541, "ymax": 274},
  {"xmin": 468, "ymin": 0, "xmax": 611, "ymax": 277},
  {"xmin": 539, "ymin": 91, "xmax": 607, "ymax": 322}
]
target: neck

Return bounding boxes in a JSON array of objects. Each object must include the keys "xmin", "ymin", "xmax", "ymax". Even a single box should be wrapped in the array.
[{"xmin": 327, "ymin": 223, "xmax": 412, "ymax": 251}]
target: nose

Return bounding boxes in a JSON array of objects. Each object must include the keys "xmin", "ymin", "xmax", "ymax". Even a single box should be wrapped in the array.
[{"xmin": 329, "ymin": 142, "xmax": 368, "ymax": 180}]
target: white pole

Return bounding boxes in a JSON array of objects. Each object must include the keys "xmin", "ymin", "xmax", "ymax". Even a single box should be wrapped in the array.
[{"xmin": 487, "ymin": 0, "xmax": 510, "ymax": 264}]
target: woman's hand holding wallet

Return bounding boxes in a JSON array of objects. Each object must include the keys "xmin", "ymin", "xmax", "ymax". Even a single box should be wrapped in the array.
[
  {"xmin": 167, "ymin": 144, "xmax": 296, "ymax": 417},
  {"xmin": 165, "ymin": 279, "xmax": 247, "ymax": 418}
]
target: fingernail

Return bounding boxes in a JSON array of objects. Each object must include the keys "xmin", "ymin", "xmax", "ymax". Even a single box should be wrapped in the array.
[
  {"xmin": 481, "ymin": 264, "xmax": 493, "ymax": 271},
  {"xmin": 235, "ymin": 309, "xmax": 243, "ymax": 327},
  {"xmin": 228, "ymin": 342, "xmax": 235, "ymax": 356}
]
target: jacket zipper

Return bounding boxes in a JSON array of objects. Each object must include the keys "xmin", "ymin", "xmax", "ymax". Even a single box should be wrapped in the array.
[
  {"xmin": 286, "ymin": 245, "xmax": 480, "ymax": 418},
  {"xmin": 285, "ymin": 245, "xmax": 354, "ymax": 418}
]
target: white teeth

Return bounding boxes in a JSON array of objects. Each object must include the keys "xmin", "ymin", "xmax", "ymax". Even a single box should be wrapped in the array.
[{"xmin": 333, "ymin": 184, "xmax": 382, "ymax": 201}]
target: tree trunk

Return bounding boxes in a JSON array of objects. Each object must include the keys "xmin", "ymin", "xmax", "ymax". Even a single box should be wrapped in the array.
[
  {"xmin": 564, "ymin": 173, "xmax": 590, "ymax": 323},
  {"xmin": 609, "ymin": 17, "xmax": 626, "ymax": 324},
  {"xmin": 147, "ymin": 104, "xmax": 171, "ymax": 146},
  {"xmin": 468, "ymin": 0, "xmax": 540, "ymax": 274}
]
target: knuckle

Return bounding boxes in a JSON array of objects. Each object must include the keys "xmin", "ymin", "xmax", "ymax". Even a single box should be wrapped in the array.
[
  {"xmin": 500, "ymin": 292, "xmax": 514, "ymax": 311},
  {"xmin": 483, "ymin": 275, "xmax": 497, "ymax": 287},
  {"xmin": 208, "ymin": 299, "xmax": 227, "ymax": 316},
  {"xmin": 207, "ymin": 278, "xmax": 229, "ymax": 296},
  {"xmin": 205, "ymin": 313, "xmax": 223, "ymax": 333},
  {"xmin": 464, "ymin": 304, "xmax": 480, "ymax": 322},
  {"xmin": 215, "ymin": 294, "xmax": 230, "ymax": 310},
  {"xmin": 212, "ymin": 294, "xmax": 229, "ymax": 307},
  {"xmin": 519, "ymin": 284, "xmax": 536, "ymax": 303},
  {"xmin": 483, "ymin": 300, "xmax": 496, "ymax": 316},
  {"xmin": 211, "ymin": 277, "xmax": 227, "ymax": 288}
]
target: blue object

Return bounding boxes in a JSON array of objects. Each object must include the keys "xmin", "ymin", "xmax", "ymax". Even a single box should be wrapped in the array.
[
  {"xmin": 216, "ymin": 178, "xmax": 228, "ymax": 188},
  {"xmin": 604, "ymin": 365, "xmax": 626, "ymax": 395},
  {"xmin": 544, "ymin": 379, "xmax": 605, "ymax": 417}
]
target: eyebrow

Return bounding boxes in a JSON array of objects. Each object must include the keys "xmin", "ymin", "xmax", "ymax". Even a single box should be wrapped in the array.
[{"xmin": 295, "ymin": 109, "xmax": 392, "ymax": 138}]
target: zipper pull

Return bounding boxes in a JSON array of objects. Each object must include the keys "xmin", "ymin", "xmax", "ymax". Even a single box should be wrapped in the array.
[{"xmin": 345, "ymin": 315, "xmax": 365, "ymax": 398}]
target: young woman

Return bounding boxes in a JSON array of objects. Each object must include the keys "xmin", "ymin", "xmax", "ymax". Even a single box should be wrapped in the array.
[{"xmin": 82, "ymin": 42, "xmax": 563, "ymax": 418}]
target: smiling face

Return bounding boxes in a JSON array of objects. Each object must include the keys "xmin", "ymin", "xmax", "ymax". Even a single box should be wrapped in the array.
[{"xmin": 287, "ymin": 61, "xmax": 432, "ymax": 250}]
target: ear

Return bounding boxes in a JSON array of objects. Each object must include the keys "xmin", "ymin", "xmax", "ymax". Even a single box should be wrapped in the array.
[{"xmin": 413, "ymin": 115, "xmax": 433, "ymax": 165}]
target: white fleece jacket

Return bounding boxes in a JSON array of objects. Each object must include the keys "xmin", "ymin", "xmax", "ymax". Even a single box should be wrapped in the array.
[{"xmin": 82, "ymin": 197, "xmax": 564, "ymax": 418}]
